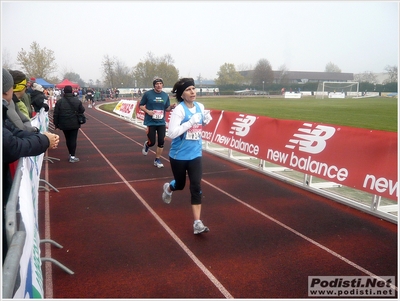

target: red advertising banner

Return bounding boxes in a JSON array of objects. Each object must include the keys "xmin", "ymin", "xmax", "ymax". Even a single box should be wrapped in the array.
[
  {"xmin": 137, "ymin": 105, "xmax": 396, "ymax": 200},
  {"xmin": 204, "ymin": 110, "xmax": 397, "ymax": 201},
  {"xmin": 135, "ymin": 104, "xmax": 145, "ymax": 121}
]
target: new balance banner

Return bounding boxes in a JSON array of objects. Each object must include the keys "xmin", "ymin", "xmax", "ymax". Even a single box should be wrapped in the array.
[
  {"xmin": 190, "ymin": 109, "xmax": 397, "ymax": 201},
  {"xmin": 139, "ymin": 106, "xmax": 396, "ymax": 200}
]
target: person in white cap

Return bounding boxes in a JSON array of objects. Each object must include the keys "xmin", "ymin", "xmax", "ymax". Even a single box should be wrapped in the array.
[{"xmin": 31, "ymin": 83, "xmax": 49, "ymax": 113}]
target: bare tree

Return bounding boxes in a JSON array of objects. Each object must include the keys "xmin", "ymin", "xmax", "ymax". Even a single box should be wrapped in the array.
[
  {"xmin": 325, "ymin": 62, "xmax": 341, "ymax": 73},
  {"xmin": 133, "ymin": 52, "xmax": 179, "ymax": 87},
  {"xmin": 102, "ymin": 54, "xmax": 116, "ymax": 88},
  {"xmin": 251, "ymin": 58, "xmax": 274, "ymax": 87},
  {"xmin": 236, "ymin": 63, "xmax": 253, "ymax": 72},
  {"xmin": 383, "ymin": 65, "xmax": 398, "ymax": 84},
  {"xmin": 354, "ymin": 71, "xmax": 377, "ymax": 83},
  {"xmin": 2, "ymin": 48, "xmax": 14, "ymax": 70},
  {"xmin": 63, "ymin": 72, "xmax": 85, "ymax": 87},
  {"xmin": 16, "ymin": 41, "xmax": 57, "ymax": 78},
  {"xmin": 277, "ymin": 64, "xmax": 289, "ymax": 85},
  {"xmin": 114, "ymin": 60, "xmax": 134, "ymax": 88}
]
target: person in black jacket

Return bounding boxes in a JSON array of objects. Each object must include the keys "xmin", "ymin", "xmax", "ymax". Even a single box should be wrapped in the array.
[
  {"xmin": 53, "ymin": 85, "xmax": 85, "ymax": 163},
  {"xmin": 3, "ymin": 68, "xmax": 59, "ymax": 262},
  {"xmin": 30, "ymin": 83, "xmax": 49, "ymax": 113},
  {"xmin": 2, "ymin": 68, "xmax": 60, "ymax": 202}
]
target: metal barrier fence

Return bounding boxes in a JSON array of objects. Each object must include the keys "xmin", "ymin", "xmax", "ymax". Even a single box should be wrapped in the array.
[
  {"xmin": 2, "ymin": 109, "xmax": 73, "ymax": 299},
  {"xmin": 3, "ymin": 160, "xmax": 24, "ymax": 298},
  {"xmin": 202, "ymin": 142, "xmax": 398, "ymax": 224}
]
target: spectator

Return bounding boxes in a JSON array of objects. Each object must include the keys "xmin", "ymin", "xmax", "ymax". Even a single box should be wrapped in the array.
[
  {"xmin": 53, "ymin": 85, "xmax": 85, "ymax": 163},
  {"xmin": 9, "ymin": 70, "xmax": 33, "ymax": 119},
  {"xmin": 25, "ymin": 77, "xmax": 36, "ymax": 96},
  {"xmin": 6, "ymin": 70, "xmax": 38, "ymax": 132},
  {"xmin": 78, "ymin": 88, "xmax": 83, "ymax": 101},
  {"xmin": 30, "ymin": 83, "xmax": 50, "ymax": 113},
  {"xmin": 3, "ymin": 68, "xmax": 59, "ymax": 262},
  {"xmin": 94, "ymin": 89, "xmax": 101, "ymax": 103}
]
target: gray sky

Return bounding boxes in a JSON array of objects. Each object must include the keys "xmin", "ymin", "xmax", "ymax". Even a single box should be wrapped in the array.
[{"xmin": 1, "ymin": 1, "xmax": 398, "ymax": 84}]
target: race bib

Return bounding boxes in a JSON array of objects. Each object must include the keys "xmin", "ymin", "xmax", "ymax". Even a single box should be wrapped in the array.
[
  {"xmin": 186, "ymin": 124, "xmax": 202, "ymax": 140},
  {"xmin": 152, "ymin": 110, "xmax": 164, "ymax": 119}
]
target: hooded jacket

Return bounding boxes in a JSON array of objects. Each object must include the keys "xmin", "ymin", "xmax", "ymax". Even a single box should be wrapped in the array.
[
  {"xmin": 53, "ymin": 93, "xmax": 85, "ymax": 130},
  {"xmin": 7, "ymin": 94, "xmax": 38, "ymax": 132},
  {"xmin": 2, "ymin": 101, "xmax": 50, "ymax": 203},
  {"xmin": 30, "ymin": 89, "xmax": 49, "ymax": 112}
]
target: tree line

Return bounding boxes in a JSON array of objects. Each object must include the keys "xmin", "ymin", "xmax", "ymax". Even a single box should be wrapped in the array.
[{"xmin": 2, "ymin": 41, "xmax": 397, "ymax": 91}]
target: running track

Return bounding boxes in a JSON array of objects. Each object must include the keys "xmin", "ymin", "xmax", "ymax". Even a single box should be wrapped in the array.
[{"xmin": 39, "ymin": 103, "xmax": 397, "ymax": 298}]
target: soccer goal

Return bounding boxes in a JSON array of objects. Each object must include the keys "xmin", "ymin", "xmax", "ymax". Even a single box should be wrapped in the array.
[{"xmin": 315, "ymin": 81, "xmax": 359, "ymax": 99}]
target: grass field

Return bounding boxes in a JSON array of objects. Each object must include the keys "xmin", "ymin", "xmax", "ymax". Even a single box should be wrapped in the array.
[{"xmin": 100, "ymin": 96, "xmax": 398, "ymax": 132}]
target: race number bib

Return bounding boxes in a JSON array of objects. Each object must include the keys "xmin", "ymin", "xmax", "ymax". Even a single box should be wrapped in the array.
[
  {"xmin": 186, "ymin": 124, "xmax": 202, "ymax": 140},
  {"xmin": 152, "ymin": 110, "xmax": 164, "ymax": 119}
]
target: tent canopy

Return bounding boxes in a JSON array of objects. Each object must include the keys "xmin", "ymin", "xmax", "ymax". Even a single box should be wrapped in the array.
[
  {"xmin": 55, "ymin": 79, "xmax": 80, "ymax": 89},
  {"xmin": 35, "ymin": 78, "xmax": 55, "ymax": 88}
]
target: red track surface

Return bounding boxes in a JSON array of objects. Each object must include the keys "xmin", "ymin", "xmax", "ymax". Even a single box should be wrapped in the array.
[{"xmin": 39, "ymin": 103, "xmax": 397, "ymax": 298}]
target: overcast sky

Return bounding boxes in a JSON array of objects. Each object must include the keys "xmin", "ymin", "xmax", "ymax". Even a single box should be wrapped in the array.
[{"xmin": 1, "ymin": 1, "xmax": 398, "ymax": 84}]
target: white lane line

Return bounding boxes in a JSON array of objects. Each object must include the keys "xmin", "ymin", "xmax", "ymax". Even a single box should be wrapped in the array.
[
  {"xmin": 68, "ymin": 113, "xmax": 397, "ymax": 292},
  {"xmin": 79, "ymin": 129, "xmax": 234, "ymax": 299},
  {"xmin": 202, "ymin": 179, "xmax": 398, "ymax": 291}
]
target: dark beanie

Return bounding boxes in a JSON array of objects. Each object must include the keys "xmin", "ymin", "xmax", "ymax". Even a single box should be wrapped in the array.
[
  {"xmin": 152, "ymin": 77, "xmax": 163, "ymax": 87},
  {"xmin": 9, "ymin": 70, "xmax": 27, "ymax": 85},
  {"xmin": 64, "ymin": 85, "xmax": 73, "ymax": 93},
  {"xmin": 3, "ymin": 68, "xmax": 14, "ymax": 92}
]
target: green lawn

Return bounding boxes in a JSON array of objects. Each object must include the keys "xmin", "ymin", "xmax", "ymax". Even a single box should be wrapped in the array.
[
  {"xmin": 198, "ymin": 96, "xmax": 398, "ymax": 132},
  {"xmin": 100, "ymin": 96, "xmax": 398, "ymax": 132}
]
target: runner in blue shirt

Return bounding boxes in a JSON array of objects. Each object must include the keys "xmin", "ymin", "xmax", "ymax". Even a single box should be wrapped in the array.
[
  {"xmin": 139, "ymin": 77, "xmax": 176, "ymax": 168},
  {"xmin": 162, "ymin": 78, "xmax": 212, "ymax": 234}
]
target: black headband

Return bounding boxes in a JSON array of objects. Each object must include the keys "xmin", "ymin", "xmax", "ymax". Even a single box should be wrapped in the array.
[{"xmin": 176, "ymin": 79, "xmax": 195, "ymax": 99}]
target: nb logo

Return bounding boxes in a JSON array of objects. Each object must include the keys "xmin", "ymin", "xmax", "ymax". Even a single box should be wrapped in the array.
[
  {"xmin": 229, "ymin": 114, "xmax": 257, "ymax": 137},
  {"xmin": 285, "ymin": 123, "xmax": 336, "ymax": 154}
]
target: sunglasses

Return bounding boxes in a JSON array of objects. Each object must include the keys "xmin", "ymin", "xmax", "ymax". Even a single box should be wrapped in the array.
[{"xmin": 13, "ymin": 83, "xmax": 27, "ymax": 89}]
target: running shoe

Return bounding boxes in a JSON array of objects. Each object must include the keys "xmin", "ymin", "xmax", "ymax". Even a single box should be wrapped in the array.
[
  {"xmin": 69, "ymin": 157, "xmax": 80, "ymax": 163},
  {"xmin": 154, "ymin": 158, "xmax": 164, "ymax": 168},
  {"xmin": 162, "ymin": 182, "xmax": 172, "ymax": 204},
  {"xmin": 142, "ymin": 141, "xmax": 149, "ymax": 155},
  {"xmin": 194, "ymin": 220, "xmax": 209, "ymax": 234}
]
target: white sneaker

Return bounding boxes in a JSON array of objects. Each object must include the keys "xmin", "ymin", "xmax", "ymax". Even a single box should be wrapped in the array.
[
  {"xmin": 154, "ymin": 158, "xmax": 164, "ymax": 168},
  {"xmin": 194, "ymin": 220, "xmax": 209, "ymax": 234},
  {"xmin": 162, "ymin": 183, "xmax": 172, "ymax": 204},
  {"xmin": 142, "ymin": 141, "xmax": 149, "ymax": 155},
  {"xmin": 69, "ymin": 156, "xmax": 80, "ymax": 163}
]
